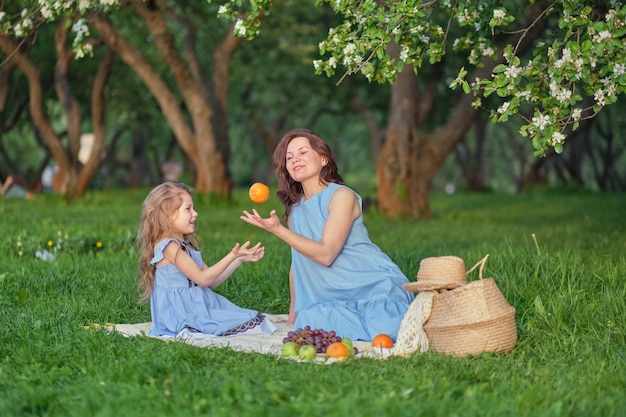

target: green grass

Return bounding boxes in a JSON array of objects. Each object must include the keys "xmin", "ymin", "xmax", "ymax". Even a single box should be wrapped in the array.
[{"xmin": 1, "ymin": 188, "xmax": 624, "ymax": 417}]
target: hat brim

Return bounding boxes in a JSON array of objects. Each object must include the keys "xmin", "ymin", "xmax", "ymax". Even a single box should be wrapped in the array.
[{"xmin": 404, "ymin": 280, "xmax": 468, "ymax": 292}]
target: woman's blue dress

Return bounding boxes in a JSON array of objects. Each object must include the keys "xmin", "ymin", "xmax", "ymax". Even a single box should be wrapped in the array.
[
  {"xmin": 149, "ymin": 238, "xmax": 276, "ymax": 337},
  {"xmin": 290, "ymin": 183, "xmax": 414, "ymax": 341}
]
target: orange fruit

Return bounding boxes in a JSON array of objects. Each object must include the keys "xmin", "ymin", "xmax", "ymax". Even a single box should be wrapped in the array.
[
  {"xmin": 371, "ymin": 333, "xmax": 394, "ymax": 348},
  {"xmin": 248, "ymin": 182, "xmax": 270, "ymax": 203},
  {"xmin": 326, "ymin": 342, "xmax": 349, "ymax": 358}
]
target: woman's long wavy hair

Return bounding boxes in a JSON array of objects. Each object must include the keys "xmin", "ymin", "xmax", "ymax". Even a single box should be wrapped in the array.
[
  {"xmin": 273, "ymin": 128, "xmax": 344, "ymax": 223},
  {"xmin": 136, "ymin": 182, "xmax": 198, "ymax": 303}
]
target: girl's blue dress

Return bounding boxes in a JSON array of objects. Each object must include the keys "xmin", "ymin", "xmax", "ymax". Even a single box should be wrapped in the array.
[
  {"xmin": 149, "ymin": 238, "xmax": 276, "ymax": 337},
  {"xmin": 290, "ymin": 183, "xmax": 414, "ymax": 341}
]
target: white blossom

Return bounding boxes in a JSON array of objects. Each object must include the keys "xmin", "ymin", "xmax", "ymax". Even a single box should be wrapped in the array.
[
  {"xmin": 14, "ymin": 23, "xmax": 25, "ymax": 38},
  {"xmin": 40, "ymin": 5, "xmax": 53, "ymax": 19},
  {"xmin": 532, "ymin": 114, "xmax": 550, "ymax": 131},
  {"xmin": 399, "ymin": 45, "xmax": 409, "ymax": 61},
  {"xmin": 614, "ymin": 63, "xmax": 625, "ymax": 77},
  {"xmin": 562, "ymin": 47, "xmax": 572, "ymax": 62},
  {"xmin": 234, "ymin": 19, "xmax": 246, "ymax": 37},
  {"xmin": 549, "ymin": 82, "xmax": 572, "ymax": 103},
  {"xmin": 594, "ymin": 88, "xmax": 606, "ymax": 106},
  {"xmin": 72, "ymin": 19, "xmax": 89, "ymax": 39},
  {"xmin": 550, "ymin": 131, "xmax": 566, "ymax": 146},
  {"xmin": 572, "ymin": 108, "xmax": 582, "ymax": 121},
  {"xmin": 504, "ymin": 65, "xmax": 522, "ymax": 79},
  {"xmin": 343, "ymin": 43, "xmax": 356, "ymax": 55},
  {"xmin": 497, "ymin": 102, "xmax": 510, "ymax": 114},
  {"xmin": 493, "ymin": 9, "xmax": 506, "ymax": 20},
  {"xmin": 596, "ymin": 30, "xmax": 612, "ymax": 42}
]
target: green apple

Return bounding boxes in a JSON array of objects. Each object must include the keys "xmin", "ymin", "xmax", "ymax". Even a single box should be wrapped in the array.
[
  {"xmin": 281, "ymin": 341, "xmax": 299, "ymax": 356},
  {"xmin": 341, "ymin": 338, "xmax": 355, "ymax": 357},
  {"xmin": 298, "ymin": 345, "xmax": 317, "ymax": 360}
]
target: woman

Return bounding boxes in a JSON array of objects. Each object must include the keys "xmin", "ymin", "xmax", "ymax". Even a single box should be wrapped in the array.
[{"xmin": 241, "ymin": 128, "xmax": 413, "ymax": 341}]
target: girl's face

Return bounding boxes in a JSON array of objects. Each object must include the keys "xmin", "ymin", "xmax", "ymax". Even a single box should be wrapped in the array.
[
  {"xmin": 171, "ymin": 192, "xmax": 197, "ymax": 236},
  {"xmin": 285, "ymin": 136, "xmax": 326, "ymax": 184}
]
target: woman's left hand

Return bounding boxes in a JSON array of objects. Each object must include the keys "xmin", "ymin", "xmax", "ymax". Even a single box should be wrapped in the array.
[{"xmin": 240, "ymin": 209, "xmax": 282, "ymax": 234}]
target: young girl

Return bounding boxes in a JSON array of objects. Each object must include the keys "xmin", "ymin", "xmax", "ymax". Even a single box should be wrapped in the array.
[
  {"xmin": 137, "ymin": 182, "xmax": 276, "ymax": 337},
  {"xmin": 241, "ymin": 129, "xmax": 413, "ymax": 341}
]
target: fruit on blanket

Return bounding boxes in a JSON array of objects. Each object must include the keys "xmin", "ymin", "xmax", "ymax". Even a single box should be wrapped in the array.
[
  {"xmin": 283, "ymin": 326, "xmax": 342, "ymax": 353},
  {"xmin": 298, "ymin": 345, "xmax": 317, "ymax": 360},
  {"xmin": 281, "ymin": 341, "xmax": 299, "ymax": 356},
  {"xmin": 249, "ymin": 182, "xmax": 270, "ymax": 203},
  {"xmin": 341, "ymin": 338, "xmax": 355, "ymax": 357},
  {"xmin": 326, "ymin": 342, "xmax": 349, "ymax": 359},
  {"xmin": 372, "ymin": 333, "xmax": 394, "ymax": 348}
]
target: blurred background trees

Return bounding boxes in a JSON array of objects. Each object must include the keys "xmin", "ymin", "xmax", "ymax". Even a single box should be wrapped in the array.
[{"xmin": 0, "ymin": 1, "xmax": 624, "ymax": 218}]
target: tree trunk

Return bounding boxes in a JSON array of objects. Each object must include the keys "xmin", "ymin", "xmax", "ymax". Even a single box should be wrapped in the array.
[
  {"xmin": 76, "ymin": 48, "xmax": 116, "ymax": 194},
  {"xmin": 376, "ymin": 44, "xmax": 423, "ymax": 218},
  {"xmin": 1, "ymin": 19, "xmax": 114, "ymax": 199},
  {"xmin": 0, "ymin": 32, "xmax": 70, "ymax": 194},
  {"xmin": 53, "ymin": 20, "xmax": 83, "ymax": 197},
  {"xmin": 90, "ymin": 1, "xmax": 240, "ymax": 195},
  {"xmin": 377, "ymin": 3, "xmax": 547, "ymax": 219}
]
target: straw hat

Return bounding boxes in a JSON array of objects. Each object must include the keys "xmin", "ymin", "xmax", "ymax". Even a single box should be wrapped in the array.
[{"xmin": 404, "ymin": 256, "xmax": 469, "ymax": 292}]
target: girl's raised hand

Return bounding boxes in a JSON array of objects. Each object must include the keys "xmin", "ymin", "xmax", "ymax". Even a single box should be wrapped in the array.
[{"xmin": 231, "ymin": 241, "xmax": 265, "ymax": 262}]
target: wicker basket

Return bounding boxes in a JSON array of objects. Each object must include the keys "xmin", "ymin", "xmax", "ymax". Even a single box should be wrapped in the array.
[{"xmin": 423, "ymin": 255, "xmax": 517, "ymax": 357}]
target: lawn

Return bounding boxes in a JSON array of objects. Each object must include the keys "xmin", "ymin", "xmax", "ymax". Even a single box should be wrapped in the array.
[{"xmin": 0, "ymin": 187, "xmax": 624, "ymax": 417}]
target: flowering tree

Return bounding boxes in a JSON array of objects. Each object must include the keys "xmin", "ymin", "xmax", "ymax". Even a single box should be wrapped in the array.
[
  {"xmin": 1, "ymin": 0, "xmax": 242, "ymax": 197},
  {"xmin": 221, "ymin": 0, "xmax": 626, "ymax": 157},
  {"xmin": 3, "ymin": 1, "xmax": 624, "ymax": 215},
  {"xmin": 216, "ymin": 0, "xmax": 626, "ymax": 218}
]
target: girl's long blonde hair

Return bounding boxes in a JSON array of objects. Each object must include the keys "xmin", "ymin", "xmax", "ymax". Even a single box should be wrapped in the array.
[{"xmin": 136, "ymin": 182, "xmax": 198, "ymax": 303}]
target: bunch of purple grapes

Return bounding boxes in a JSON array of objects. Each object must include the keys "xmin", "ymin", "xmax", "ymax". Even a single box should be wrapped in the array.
[{"xmin": 282, "ymin": 325, "xmax": 342, "ymax": 353}]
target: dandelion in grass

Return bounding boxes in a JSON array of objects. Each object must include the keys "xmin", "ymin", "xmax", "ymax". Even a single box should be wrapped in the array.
[{"xmin": 96, "ymin": 241, "xmax": 103, "ymax": 249}]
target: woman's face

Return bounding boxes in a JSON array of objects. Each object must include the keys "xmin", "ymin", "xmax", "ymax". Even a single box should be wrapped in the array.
[{"xmin": 285, "ymin": 136, "xmax": 326, "ymax": 184}]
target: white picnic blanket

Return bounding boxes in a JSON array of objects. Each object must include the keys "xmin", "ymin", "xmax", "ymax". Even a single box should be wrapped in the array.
[{"xmin": 111, "ymin": 313, "xmax": 395, "ymax": 363}]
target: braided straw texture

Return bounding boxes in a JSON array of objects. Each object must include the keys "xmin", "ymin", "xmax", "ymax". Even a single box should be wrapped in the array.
[{"xmin": 424, "ymin": 278, "xmax": 517, "ymax": 356}]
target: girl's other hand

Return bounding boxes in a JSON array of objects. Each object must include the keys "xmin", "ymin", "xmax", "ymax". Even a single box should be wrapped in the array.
[{"xmin": 231, "ymin": 241, "xmax": 265, "ymax": 262}]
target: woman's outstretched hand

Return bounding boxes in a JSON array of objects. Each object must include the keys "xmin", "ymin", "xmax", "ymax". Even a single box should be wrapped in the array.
[
  {"xmin": 240, "ymin": 209, "xmax": 281, "ymax": 234},
  {"xmin": 231, "ymin": 241, "xmax": 265, "ymax": 262}
]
